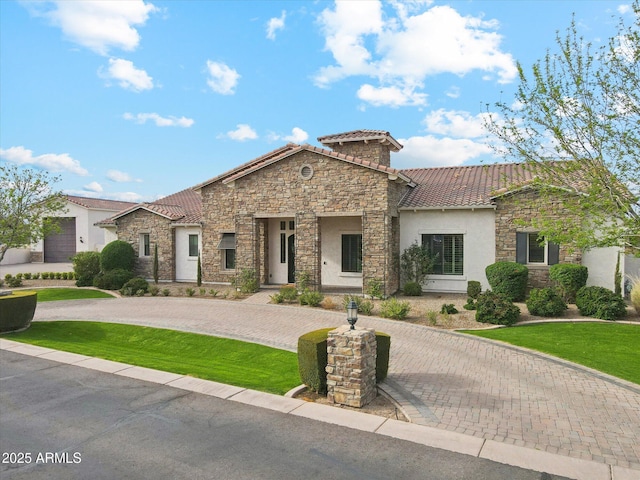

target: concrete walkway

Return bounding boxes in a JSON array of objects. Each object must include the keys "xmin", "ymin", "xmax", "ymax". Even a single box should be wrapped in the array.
[{"xmin": 14, "ymin": 294, "xmax": 640, "ymax": 477}]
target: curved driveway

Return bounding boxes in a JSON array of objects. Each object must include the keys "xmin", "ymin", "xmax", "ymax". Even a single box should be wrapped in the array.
[{"xmin": 34, "ymin": 295, "xmax": 640, "ymax": 472}]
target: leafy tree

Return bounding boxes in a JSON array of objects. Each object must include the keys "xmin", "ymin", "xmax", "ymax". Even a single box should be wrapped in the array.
[
  {"xmin": 485, "ymin": 3, "xmax": 639, "ymax": 253},
  {"xmin": 400, "ymin": 241, "xmax": 436, "ymax": 286},
  {"xmin": 0, "ymin": 164, "xmax": 67, "ymax": 263}
]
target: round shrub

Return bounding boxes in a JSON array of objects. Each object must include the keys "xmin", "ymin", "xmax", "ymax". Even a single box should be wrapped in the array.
[
  {"xmin": 467, "ymin": 280, "xmax": 482, "ymax": 299},
  {"xmin": 72, "ymin": 251, "xmax": 102, "ymax": 287},
  {"xmin": 120, "ymin": 277, "xmax": 149, "ymax": 296},
  {"xmin": 526, "ymin": 288, "xmax": 567, "ymax": 317},
  {"xmin": 476, "ymin": 291, "xmax": 520, "ymax": 326},
  {"xmin": 403, "ymin": 281, "xmax": 422, "ymax": 296},
  {"xmin": 379, "ymin": 297, "xmax": 411, "ymax": 320},
  {"xmin": 485, "ymin": 262, "xmax": 529, "ymax": 302},
  {"xmin": 576, "ymin": 286, "xmax": 627, "ymax": 321},
  {"xmin": 93, "ymin": 269, "xmax": 134, "ymax": 290},
  {"xmin": 549, "ymin": 264, "xmax": 588, "ymax": 303},
  {"xmin": 100, "ymin": 240, "xmax": 136, "ymax": 272}
]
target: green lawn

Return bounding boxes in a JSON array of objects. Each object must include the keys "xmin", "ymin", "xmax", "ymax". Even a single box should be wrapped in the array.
[
  {"xmin": 36, "ymin": 288, "xmax": 115, "ymax": 302},
  {"xmin": 4, "ymin": 321, "xmax": 300, "ymax": 395},
  {"xmin": 462, "ymin": 322, "xmax": 640, "ymax": 385}
]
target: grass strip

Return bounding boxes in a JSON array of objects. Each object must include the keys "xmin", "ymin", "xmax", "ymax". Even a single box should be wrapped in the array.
[
  {"xmin": 4, "ymin": 321, "xmax": 300, "ymax": 395},
  {"xmin": 35, "ymin": 288, "xmax": 115, "ymax": 302},
  {"xmin": 461, "ymin": 322, "xmax": 640, "ymax": 385}
]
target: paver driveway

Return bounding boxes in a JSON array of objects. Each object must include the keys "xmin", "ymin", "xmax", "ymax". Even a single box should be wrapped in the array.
[{"xmin": 33, "ymin": 295, "xmax": 640, "ymax": 472}]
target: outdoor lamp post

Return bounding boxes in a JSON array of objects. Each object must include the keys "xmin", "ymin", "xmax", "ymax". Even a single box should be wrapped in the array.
[{"xmin": 347, "ymin": 300, "xmax": 358, "ymax": 330}]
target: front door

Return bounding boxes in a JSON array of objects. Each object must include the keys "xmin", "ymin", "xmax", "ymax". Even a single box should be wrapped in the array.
[{"xmin": 287, "ymin": 234, "xmax": 295, "ymax": 283}]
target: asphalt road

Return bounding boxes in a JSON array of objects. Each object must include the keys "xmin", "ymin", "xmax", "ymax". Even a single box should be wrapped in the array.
[{"xmin": 0, "ymin": 350, "xmax": 570, "ymax": 480}]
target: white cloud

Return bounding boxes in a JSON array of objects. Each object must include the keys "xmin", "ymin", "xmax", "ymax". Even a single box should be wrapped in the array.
[
  {"xmin": 357, "ymin": 84, "xmax": 427, "ymax": 107},
  {"xmin": 206, "ymin": 61, "xmax": 240, "ymax": 95},
  {"xmin": 282, "ymin": 127, "xmax": 309, "ymax": 143},
  {"xmin": 83, "ymin": 181, "xmax": 103, "ymax": 193},
  {"xmin": 315, "ymin": 1, "xmax": 517, "ymax": 106},
  {"xmin": 396, "ymin": 135, "xmax": 493, "ymax": 168},
  {"xmin": 227, "ymin": 124, "xmax": 257, "ymax": 141},
  {"xmin": 100, "ymin": 58, "xmax": 153, "ymax": 92},
  {"xmin": 28, "ymin": 0, "xmax": 157, "ymax": 56},
  {"xmin": 266, "ymin": 11, "xmax": 286, "ymax": 40},
  {"xmin": 0, "ymin": 146, "xmax": 89, "ymax": 176},
  {"xmin": 106, "ymin": 170, "xmax": 142, "ymax": 183},
  {"xmin": 617, "ymin": 4, "xmax": 632, "ymax": 15},
  {"xmin": 123, "ymin": 112, "xmax": 194, "ymax": 127},
  {"xmin": 422, "ymin": 109, "xmax": 489, "ymax": 138}
]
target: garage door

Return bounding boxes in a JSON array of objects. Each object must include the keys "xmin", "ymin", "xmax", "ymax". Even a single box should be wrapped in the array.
[{"xmin": 44, "ymin": 217, "xmax": 76, "ymax": 262}]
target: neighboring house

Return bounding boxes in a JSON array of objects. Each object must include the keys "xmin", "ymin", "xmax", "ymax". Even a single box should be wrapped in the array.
[
  {"xmin": 19, "ymin": 196, "xmax": 136, "ymax": 264},
  {"xmin": 99, "ymin": 129, "xmax": 635, "ymax": 293}
]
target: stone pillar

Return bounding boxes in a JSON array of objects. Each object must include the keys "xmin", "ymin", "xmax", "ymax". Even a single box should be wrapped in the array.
[{"xmin": 326, "ymin": 326, "xmax": 377, "ymax": 408}]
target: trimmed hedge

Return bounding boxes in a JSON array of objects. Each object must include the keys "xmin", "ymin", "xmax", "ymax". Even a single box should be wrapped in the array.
[
  {"xmin": 0, "ymin": 291, "xmax": 37, "ymax": 333},
  {"xmin": 100, "ymin": 240, "xmax": 136, "ymax": 272},
  {"xmin": 120, "ymin": 277, "xmax": 150, "ymax": 296},
  {"xmin": 576, "ymin": 286, "xmax": 627, "ymax": 321},
  {"xmin": 93, "ymin": 269, "xmax": 135, "ymax": 291},
  {"xmin": 549, "ymin": 264, "xmax": 588, "ymax": 303},
  {"xmin": 476, "ymin": 291, "xmax": 520, "ymax": 326},
  {"xmin": 526, "ymin": 287, "xmax": 567, "ymax": 317},
  {"xmin": 402, "ymin": 281, "xmax": 422, "ymax": 296},
  {"xmin": 73, "ymin": 251, "xmax": 101, "ymax": 287},
  {"xmin": 485, "ymin": 262, "xmax": 528, "ymax": 301},
  {"xmin": 297, "ymin": 328, "xmax": 391, "ymax": 394}
]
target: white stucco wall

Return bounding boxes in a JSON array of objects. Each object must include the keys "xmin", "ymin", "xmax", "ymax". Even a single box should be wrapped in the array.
[
  {"xmin": 320, "ymin": 216, "xmax": 363, "ymax": 288},
  {"xmin": 0, "ymin": 248, "xmax": 31, "ymax": 265},
  {"xmin": 399, "ymin": 208, "xmax": 496, "ymax": 293},
  {"xmin": 582, "ymin": 247, "xmax": 620, "ymax": 291},
  {"xmin": 175, "ymin": 227, "xmax": 201, "ymax": 282}
]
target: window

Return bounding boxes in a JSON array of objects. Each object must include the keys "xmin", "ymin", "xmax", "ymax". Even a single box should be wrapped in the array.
[
  {"xmin": 217, "ymin": 233, "xmax": 236, "ymax": 270},
  {"xmin": 342, "ymin": 234, "xmax": 362, "ymax": 273},
  {"xmin": 422, "ymin": 234, "xmax": 464, "ymax": 275},
  {"xmin": 140, "ymin": 234, "xmax": 150, "ymax": 257},
  {"xmin": 188, "ymin": 234, "xmax": 199, "ymax": 257},
  {"xmin": 516, "ymin": 232, "xmax": 559, "ymax": 265},
  {"xmin": 280, "ymin": 233, "xmax": 286, "ymax": 263}
]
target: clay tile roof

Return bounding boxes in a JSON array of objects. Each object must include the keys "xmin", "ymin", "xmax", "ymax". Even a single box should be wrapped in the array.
[
  {"xmin": 399, "ymin": 163, "xmax": 535, "ymax": 209},
  {"xmin": 317, "ymin": 129, "xmax": 403, "ymax": 152},
  {"xmin": 96, "ymin": 187, "xmax": 201, "ymax": 226},
  {"xmin": 65, "ymin": 195, "xmax": 136, "ymax": 211}
]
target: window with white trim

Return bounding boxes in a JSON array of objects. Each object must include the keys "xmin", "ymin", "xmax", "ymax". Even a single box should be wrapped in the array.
[
  {"xmin": 140, "ymin": 234, "xmax": 150, "ymax": 257},
  {"xmin": 188, "ymin": 234, "xmax": 199, "ymax": 257},
  {"xmin": 422, "ymin": 234, "xmax": 464, "ymax": 275},
  {"xmin": 516, "ymin": 232, "xmax": 559, "ymax": 265}
]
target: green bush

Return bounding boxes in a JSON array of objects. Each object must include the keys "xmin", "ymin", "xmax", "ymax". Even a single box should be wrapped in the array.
[
  {"xmin": 375, "ymin": 332, "xmax": 391, "ymax": 383},
  {"xmin": 298, "ymin": 328, "xmax": 334, "ymax": 394},
  {"xmin": 549, "ymin": 264, "xmax": 588, "ymax": 303},
  {"xmin": 234, "ymin": 269, "xmax": 259, "ymax": 294},
  {"xmin": 359, "ymin": 299, "xmax": 374, "ymax": 316},
  {"xmin": 279, "ymin": 285, "xmax": 299, "ymax": 302},
  {"xmin": 379, "ymin": 297, "xmax": 411, "ymax": 320},
  {"xmin": 299, "ymin": 289, "xmax": 324, "ymax": 307},
  {"xmin": 23, "ymin": 273, "xmax": 32, "ymax": 280},
  {"xmin": 162, "ymin": 288, "xmax": 171, "ymax": 297},
  {"xmin": 485, "ymin": 262, "xmax": 529, "ymax": 301},
  {"xmin": 93, "ymin": 269, "xmax": 134, "ymax": 290},
  {"xmin": 440, "ymin": 303, "xmax": 458, "ymax": 314},
  {"xmin": 342, "ymin": 294, "xmax": 363, "ymax": 311},
  {"xmin": 576, "ymin": 286, "xmax": 627, "ymax": 320},
  {"xmin": 149, "ymin": 286, "xmax": 160, "ymax": 297},
  {"xmin": 186, "ymin": 288, "xmax": 195, "ymax": 297},
  {"xmin": 366, "ymin": 278, "xmax": 384, "ymax": 299},
  {"xmin": 467, "ymin": 280, "xmax": 482, "ymax": 299},
  {"xmin": 403, "ymin": 281, "xmax": 422, "ymax": 296},
  {"xmin": 100, "ymin": 240, "xmax": 136, "ymax": 272},
  {"xmin": 463, "ymin": 298, "xmax": 477, "ymax": 310},
  {"xmin": 476, "ymin": 291, "xmax": 520, "ymax": 326},
  {"xmin": 526, "ymin": 288, "xmax": 567, "ymax": 317},
  {"xmin": 41, "ymin": 272, "xmax": 49, "ymax": 279},
  {"xmin": 0, "ymin": 291, "xmax": 37, "ymax": 333},
  {"xmin": 5, "ymin": 275, "xmax": 23, "ymax": 288},
  {"xmin": 120, "ymin": 277, "xmax": 149, "ymax": 296}
]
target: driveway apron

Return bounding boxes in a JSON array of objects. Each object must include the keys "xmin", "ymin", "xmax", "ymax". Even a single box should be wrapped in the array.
[{"xmin": 33, "ymin": 296, "xmax": 640, "ymax": 471}]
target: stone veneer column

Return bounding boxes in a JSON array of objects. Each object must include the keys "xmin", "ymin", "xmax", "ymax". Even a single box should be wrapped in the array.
[{"xmin": 326, "ymin": 326, "xmax": 377, "ymax": 408}]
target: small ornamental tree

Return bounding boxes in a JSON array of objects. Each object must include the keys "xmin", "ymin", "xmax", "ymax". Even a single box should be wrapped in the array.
[
  {"xmin": 400, "ymin": 241, "xmax": 436, "ymax": 287},
  {"xmin": 153, "ymin": 243, "xmax": 159, "ymax": 284}
]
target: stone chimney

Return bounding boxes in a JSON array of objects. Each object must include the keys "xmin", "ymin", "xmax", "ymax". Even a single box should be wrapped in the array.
[{"xmin": 317, "ymin": 129, "xmax": 403, "ymax": 168}]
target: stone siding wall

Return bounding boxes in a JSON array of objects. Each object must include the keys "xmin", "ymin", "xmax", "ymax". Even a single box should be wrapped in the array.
[
  {"xmin": 200, "ymin": 149, "xmax": 402, "ymax": 291},
  {"xmin": 329, "ymin": 142, "xmax": 391, "ymax": 167},
  {"xmin": 116, "ymin": 210, "xmax": 175, "ymax": 280},
  {"xmin": 495, "ymin": 190, "xmax": 582, "ymax": 290}
]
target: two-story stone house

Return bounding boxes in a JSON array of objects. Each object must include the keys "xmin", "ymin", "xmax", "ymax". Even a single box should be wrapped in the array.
[{"xmin": 99, "ymin": 129, "xmax": 631, "ymax": 294}]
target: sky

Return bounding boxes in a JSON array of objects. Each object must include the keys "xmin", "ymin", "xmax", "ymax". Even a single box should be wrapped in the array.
[{"xmin": 0, "ymin": 0, "xmax": 634, "ymax": 203}]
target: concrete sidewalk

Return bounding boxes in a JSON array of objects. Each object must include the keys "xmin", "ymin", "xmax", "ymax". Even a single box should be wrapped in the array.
[
  {"xmin": 0, "ymin": 338, "xmax": 634, "ymax": 480},
  {"xmin": 9, "ymin": 294, "xmax": 640, "ymax": 478}
]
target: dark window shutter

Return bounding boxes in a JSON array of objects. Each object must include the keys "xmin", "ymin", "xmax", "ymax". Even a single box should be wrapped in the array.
[
  {"xmin": 516, "ymin": 232, "xmax": 527, "ymax": 264},
  {"xmin": 548, "ymin": 242, "xmax": 560, "ymax": 265}
]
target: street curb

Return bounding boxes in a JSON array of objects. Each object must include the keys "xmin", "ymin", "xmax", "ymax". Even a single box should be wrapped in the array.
[{"xmin": 1, "ymin": 339, "xmax": 637, "ymax": 480}]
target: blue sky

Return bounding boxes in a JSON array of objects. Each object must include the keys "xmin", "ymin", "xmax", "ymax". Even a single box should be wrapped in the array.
[{"xmin": 0, "ymin": 0, "xmax": 633, "ymax": 202}]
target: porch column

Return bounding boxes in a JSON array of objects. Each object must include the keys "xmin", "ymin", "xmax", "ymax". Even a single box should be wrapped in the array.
[
  {"xmin": 235, "ymin": 213, "xmax": 259, "ymax": 276},
  {"xmin": 362, "ymin": 211, "xmax": 390, "ymax": 295},
  {"xmin": 295, "ymin": 212, "xmax": 320, "ymax": 289}
]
